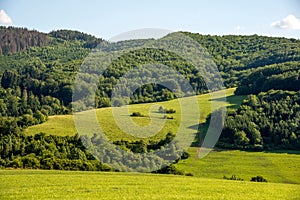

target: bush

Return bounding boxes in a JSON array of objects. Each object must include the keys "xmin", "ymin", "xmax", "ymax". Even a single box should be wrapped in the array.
[
  {"xmin": 21, "ymin": 154, "xmax": 40, "ymax": 169},
  {"xmin": 0, "ymin": 159, "xmax": 6, "ymax": 167},
  {"xmin": 180, "ymin": 151, "xmax": 190, "ymax": 160},
  {"xmin": 130, "ymin": 112, "xmax": 144, "ymax": 117},
  {"xmin": 165, "ymin": 108, "xmax": 176, "ymax": 114},
  {"xmin": 223, "ymin": 175, "xmax": 243, "ymax": 181},
  {"xmin": 152, "ymin": 165, "xmax": 185, "ymax": 175},
  {"xmin": 250, "ymin": 175, "xmax": 267, "ymax": 182},
  {"xmin": 8, "ymin": 157, "xmax": 23, "ymax": 168},
  {"xmin": 185, "ymin": 172, "xmax": 194, "ymax": 176},
  {"xmin": 158, "ymin": 106, "xmax": 176, "ymax": 114}
]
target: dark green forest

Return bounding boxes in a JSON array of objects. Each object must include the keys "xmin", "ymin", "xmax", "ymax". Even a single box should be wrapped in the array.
[
  {"xmin": 0, "ymin": 26, "xmax": 299, "ymax": 171},
  {"xmin": 218, "ymin": 90, "xmax": 300, "ymax": 150}
]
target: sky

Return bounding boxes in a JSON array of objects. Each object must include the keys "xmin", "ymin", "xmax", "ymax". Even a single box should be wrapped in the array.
[{"xmin": 0, "ymin": 0, "xmax": 299, "ymax": 40}]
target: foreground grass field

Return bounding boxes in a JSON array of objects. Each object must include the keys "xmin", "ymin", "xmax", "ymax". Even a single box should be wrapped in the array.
[{"xmin": 1, "ymin": 170, "xmax": 299, "ymax": 200}]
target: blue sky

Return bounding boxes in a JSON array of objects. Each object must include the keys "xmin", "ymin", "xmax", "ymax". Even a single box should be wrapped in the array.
[{"xmin": 0, "ymin": 0, "xmax": 299, "ymax": 40}]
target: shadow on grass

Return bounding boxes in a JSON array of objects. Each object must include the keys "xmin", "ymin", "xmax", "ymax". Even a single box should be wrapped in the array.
[
  {"xmin": 190, "ymin": 123, "xmax": 208, "ymax": 147},
  {"xmin": 210, "ymin": 94, "xmax": 246, "ymax": 109}
]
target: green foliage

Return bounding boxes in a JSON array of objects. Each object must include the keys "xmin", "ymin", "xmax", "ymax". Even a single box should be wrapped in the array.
[
  {"xmin": 218, "ymin": 90, "xmax": 300, "ymax": 150},
  {"xmin": 49, "ymin": 29, "xmax": 106, "ymax": 48},
  {"xmin": 130, "ymin": 112, "xmax": 144, "ymax": 117},
  {"xmin": 1, "ymin": 27, "xmax": 299, "ymax": 116},
  {"xmin": 251, "ymin": 175, "xmax": 267, "ymax": 182},
  {"xmin": 235, "ymin": 61, "xmax": 300, "ymax": 95},
  {"xmin": 158, "ymin": 106, "xmax": 176, "ymax": 114},
  {"xmin": 113, "ymin": 131, "xmax": 178, "ymax": 154},
  {"xmin": 183, "ymin": 32, "xmax": 300, "ymax": 87},
  {"xmin": 223, "ymin": 175, "xmax": 243, "ymax": 181},
  {"xmin": 0, "ymin": 131, "xmax": 111, "ymax": 171},
  {"xmin": 152, "ymin": 164, "xmax": 185, "ymax": 175}
]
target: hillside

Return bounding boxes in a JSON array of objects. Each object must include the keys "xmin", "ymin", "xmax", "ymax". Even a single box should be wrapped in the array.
[{"xmin": 0, "ymin": 27, "xmax": 299, "ymax": 175}]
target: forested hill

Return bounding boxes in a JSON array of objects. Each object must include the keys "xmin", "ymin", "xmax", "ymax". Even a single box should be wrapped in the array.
[
  {"xmin": 0, "ymin": 26, "xmax": 299, "ymax": 171},
  {"xmin": 49, "ymin": 29, "xmax": 107, "ymax": 49},
  {"xmin": 0, "ymin": 26, "xmax": 299, "ymax": 121},
  {"xmin": 0, "ymin": 27, "xmax": 107, "ymax": 55},
  {"xmin": 183, "ymin": 32, "xmax": 300, "ymax": 86}
]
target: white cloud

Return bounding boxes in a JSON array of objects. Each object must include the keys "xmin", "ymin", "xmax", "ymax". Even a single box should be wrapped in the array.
[
  {"xmin": 271, "ymin": 14, "xmax": 300, "ymax": 30},
  {"xmin": 0, "ymin": 9, "xmax": 12, "ymax": 25}
]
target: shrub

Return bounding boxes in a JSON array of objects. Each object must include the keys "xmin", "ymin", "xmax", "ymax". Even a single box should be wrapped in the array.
[
  {"xmin": 0, "ymin": 159, "xmax": 6, "ymax": 167},
  {"xmin": 8, "ymin": 157, "xmax": 23, "ymax": 168},
  {"xmin": 158, "ymin": 106, "xmax": 176, "ymax": 114},
  {"xmin": 130, "ymin": 112, "xmax": 144, "ymax": 117},
  {"xmin": 223, "ymin": 175, "xmax": 243, "ymax": 181},
  {"xmin": 250, "ymin": 175, "xmax": 267, "ymax": 182},
  {"xmin": 21, "ymin": 154, "xmax": 40, "ymax": 169},
  {"xmin": 180, "ymin": 151, "xmax": 190, "ymax": 160},
  {"xmin": 185, "ymin": 172, "xmax": 194, "ymax": 176},
  {"xmin": 152, "ymin": 165, "xmax": 185, "ymax": 175},
  {"xmin": 165, "ymin": 108, "xmax": 176, "ymax": 114}
]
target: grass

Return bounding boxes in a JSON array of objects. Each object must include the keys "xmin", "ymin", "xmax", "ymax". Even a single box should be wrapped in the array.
[
  {"xmin": 25, "ymin": 115, "xmax": 76, "ymax": 136},
  {"xmin": 26, "ymin": 88, "xmax": 242, "ymax": 142},
  {"xmin": 0, "ymin": 170, "xmax": 299, "ymax": 200},
  {"xmin": 175, "ymin": 148, "xmax": 300, "ymax": 184}
]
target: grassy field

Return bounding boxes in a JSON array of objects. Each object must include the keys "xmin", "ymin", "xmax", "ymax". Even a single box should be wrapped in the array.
[
  {"xmin": 176, "ymin": 148, "xmax": 300, "ymax": 184},
  {"xmin": 26, "ymin": 88, "xmax": 242, "ymax": 142},
  {"xmin": 1, "ymin": 170, "xmax": 299, "ymax": 200}
]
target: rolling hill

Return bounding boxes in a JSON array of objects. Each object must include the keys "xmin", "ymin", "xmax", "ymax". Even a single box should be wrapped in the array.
[{"xmin": 0, "ymin": 27, "xmax": 299, "ymax": 199}]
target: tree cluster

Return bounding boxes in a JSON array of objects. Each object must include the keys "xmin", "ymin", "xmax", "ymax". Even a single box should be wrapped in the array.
[
  {"xmin": 235, "ymin": 61, "xmax": 300, "ymax": 95},
  {"xmin": 0, "ymin": 130, "xmax": 111, "ymax": 171},
  {"xmin": 218, "ymin": 90, "xmax": 300, "ymax": 150}
]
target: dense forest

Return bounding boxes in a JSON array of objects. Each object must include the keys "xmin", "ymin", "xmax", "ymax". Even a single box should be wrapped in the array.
[
  {"xmin": 0, "ymin": 26, "xmax": 299, "ymax": 171},
  {"xmin": 214, "ymin": 60, "xmax": 300, "ymax": 150},
  {"xmin": 235, "ymin": 61, "xmax": 300, "ymax": 95},
  {"xmin": 217, "ymin": 90, "xmax": 300, "ymax": 150}
]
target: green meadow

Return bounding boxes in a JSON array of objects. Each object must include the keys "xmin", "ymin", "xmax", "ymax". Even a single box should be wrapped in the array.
[{"xmin": 26, "ymin": 88, "xmax": 241, "ymax": 141}]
